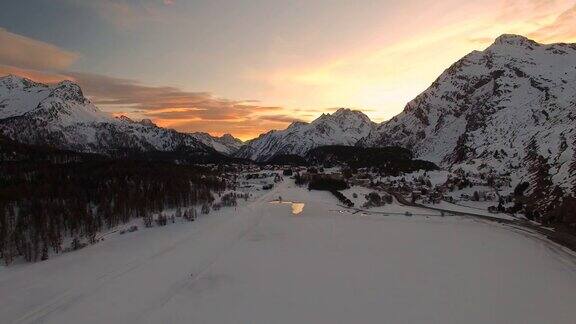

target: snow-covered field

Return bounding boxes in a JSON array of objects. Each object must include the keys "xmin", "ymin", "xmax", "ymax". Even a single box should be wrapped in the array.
[{"xmin": 1, "ymin": 179, "xmax": 576, "ymax": 323}]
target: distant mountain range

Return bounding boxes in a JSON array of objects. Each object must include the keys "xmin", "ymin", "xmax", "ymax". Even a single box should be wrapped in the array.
[
  {"xmin": 0, "ymin": 75, "xmax": 243, "ymax": 157},
  {"xmin": 1, "ymin": 34, "xmax": 575, "ymax": 213}
]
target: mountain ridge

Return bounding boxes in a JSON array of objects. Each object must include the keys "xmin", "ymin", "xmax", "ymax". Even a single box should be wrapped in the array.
[
  {"xmin": 235, "ymin": 108, "xmax": 376, "ymax": 161},
  {"xmin": 0, "ymin": 75, "xmax": 243, "ymax": 156}
]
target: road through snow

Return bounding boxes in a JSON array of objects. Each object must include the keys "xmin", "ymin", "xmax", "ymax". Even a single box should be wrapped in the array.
[{"xmin": 1, "ymin": 179, "xmax": 576, "ymax": 323}]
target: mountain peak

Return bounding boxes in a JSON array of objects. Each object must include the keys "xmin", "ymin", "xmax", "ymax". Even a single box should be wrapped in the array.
[
  {"xmin": 332, "ymin": 107, "xmax": 366, "ymax": 117},
  {"xmin": 220, "ymin": 133, "xmax": 239, "ymax": 141},
  {"xmin": 288, "ymin": 120, "xmax": 308, "ymax": 129},
  {"xmin": 333, "ymin": 107, "xmax": 353, "ymax": 114},
  {"xmin": 50, "ymin": 80, "xmax": 87, "ymax": 104},
  {"xmin": 491, "ymin": 34, "xmax": 538, "ymax": 48},
  {"xmin": 314, "ymin": 108, "xmax": 369, "ymax": 123},
  {"xmin": 328, "ymin": 108, "xmax": 371, "ymax": 124},
  {"xmin": 218, "ymin": 133, "xmax": 243, "ymax": 146},
  {"xmin": 55, "ymin": 79, "xmax": 79, "ymax": 88},
  {"xmin": 138, "ymin": 118, "xmax": 156, "ymax": 127},
  {"xmin": 0, "ymin": 74, "xmax": 46, "ymax": 90},
  {"xmin": 116, "ymin": 115, "xmax": 134, "ymax": 122},
  {"xmin": 0, "ymin": 74, "xmax": 22, "ymax": 83}
]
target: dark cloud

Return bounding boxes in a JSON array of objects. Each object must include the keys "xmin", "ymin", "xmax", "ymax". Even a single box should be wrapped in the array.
[
  {"xmin": 68, "ymin": 72, "xmax": 282, "ymax": 121},
  {"xmin": 61, "ymin": 72, "xmax": 295, "ymax": 139}
]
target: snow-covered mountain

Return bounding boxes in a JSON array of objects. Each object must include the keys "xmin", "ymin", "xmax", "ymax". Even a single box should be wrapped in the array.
[
  {"xmin": 0, "ymin": 75, "xmax": 241, "ymax": 156},
  {"xmin": 235, "ymin": 108, "xmax": 376, "ymax": 161},
  {"xmin": 362, "ymin": 34, "xmax": 576, "ymax": 208},
  {"xmin": 0, "ymin": 75, "xmax": 111, "ymax": 125}
]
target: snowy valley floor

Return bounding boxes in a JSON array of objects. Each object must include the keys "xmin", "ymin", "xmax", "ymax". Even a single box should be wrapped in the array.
[{"xmin": 1, "ymin": 179, "xmax": 576, "ymax": 323}]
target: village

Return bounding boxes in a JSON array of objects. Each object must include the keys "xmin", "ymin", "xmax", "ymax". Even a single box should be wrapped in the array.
[{"xmin": 195, "ymin": 161, "xmax": 522, "ymax": 221}]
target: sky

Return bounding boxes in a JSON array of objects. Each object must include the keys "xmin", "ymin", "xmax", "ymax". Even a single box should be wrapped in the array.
[{"xmin": 1, "ymin": 0, "xmax": 575, "ymax": 140}]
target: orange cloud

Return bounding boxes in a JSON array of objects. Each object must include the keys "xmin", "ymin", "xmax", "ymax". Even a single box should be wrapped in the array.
[
  {"xmin": 0, "ymin": 28, "xmax": 79, "ymax": 71},
  {"xmin": 529, "ymin": 4, "xmax": 576, "ymax": 42},
  {"xmin": 63, "ymin": 72, "xmax": 293, "ymax": 139},
  {"xmin": 155, "ymin": 117, "xmax": 289, "ymax": 141},
  {"xmin": 0, "ymin": 65, "xmax": 71, "ymax": 84},
  {"xmin": 257, "ymin": 115, "xmax": 304, "ymax": 123}
]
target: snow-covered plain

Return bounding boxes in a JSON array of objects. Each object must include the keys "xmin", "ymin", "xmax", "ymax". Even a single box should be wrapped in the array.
[{"xmin": 1, "ymin": 179, "xmax": 576, "ymax": 323}]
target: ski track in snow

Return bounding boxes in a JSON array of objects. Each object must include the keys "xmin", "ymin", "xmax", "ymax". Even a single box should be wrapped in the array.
[{"xmin": 1, "ymin": 179, "xmax": 576, "ymax": 323}]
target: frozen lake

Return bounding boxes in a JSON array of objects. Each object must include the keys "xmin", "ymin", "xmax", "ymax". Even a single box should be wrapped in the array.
[
  {"xmin": 1, "ymin": 179, "xmax": 576, "ymax": 323},
  {"xmin": 269, "ymin": 199, "xmax": 306, "ymax": 214}
]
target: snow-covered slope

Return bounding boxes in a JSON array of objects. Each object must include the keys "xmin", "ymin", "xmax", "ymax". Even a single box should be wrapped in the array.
[
  {"xmin": 0, "ymin": 75, "xmax": 111, "ymax": 125},
  {"xmin": 0, "ymin": 75, "xmax": 240, "ymax": 155},
  {"xmin": 362, "ymin": 34, "xmax": 576, "ymax": 199},
  {"xmin": 235, "ymin": 108, "xmax": 376, "ymax": 161}
]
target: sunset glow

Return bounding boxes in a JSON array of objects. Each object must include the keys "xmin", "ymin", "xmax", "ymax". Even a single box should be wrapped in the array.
[{"xmin": 1, "ymin": 0, "xmax": 575, "ymax": 139}]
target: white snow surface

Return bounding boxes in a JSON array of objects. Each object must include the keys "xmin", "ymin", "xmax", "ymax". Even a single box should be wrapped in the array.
[{"xmin": 2, "ymin": 179, "xmax": 576, "ymax": 324}]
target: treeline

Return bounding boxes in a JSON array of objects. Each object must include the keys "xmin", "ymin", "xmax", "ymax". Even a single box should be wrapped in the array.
[
  {"xmin": 305, "ymin": 145, "xmax": 438, "ymax": 175},
  {"xmin": 262, "ymin": 146, "xmax": 438, "ymax": 175},
  {"xmin": 295, "ymin": 174, "xmax": 354, "ymax": 207},
  {"xmin": 513, "ymin": 139, "xmax": 576, "ymax": 230},
  {"xmin": 265, "ymin": 154, "xmax": 309, "ymax": 166},
  {"xmin": 0, "ymin": 139, "xmax": 228, "ymax": 264},
  {"xmin": 308, "ymin": 177, "xmax": 348, "ymax": 191}
]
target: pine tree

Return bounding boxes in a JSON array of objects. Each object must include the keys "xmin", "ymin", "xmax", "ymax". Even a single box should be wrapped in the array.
[{"xmin": 525, "ymin": 138, "xmax": 554, "ymax": 219}]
